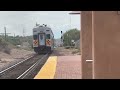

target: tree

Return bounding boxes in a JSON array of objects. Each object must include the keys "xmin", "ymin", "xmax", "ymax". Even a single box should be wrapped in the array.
[{"xmin": 63, "ymin": 28, "xmax": 80, "ymax": 46}]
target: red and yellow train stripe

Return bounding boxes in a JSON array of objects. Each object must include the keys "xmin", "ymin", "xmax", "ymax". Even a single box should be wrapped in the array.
[
  {"xmin": 46, "ymin": 39, "xmax": 51, "ymax": 46},
  {"xmin": 33, "ymin": 40, "xmax": 38, "ymax": 46}
]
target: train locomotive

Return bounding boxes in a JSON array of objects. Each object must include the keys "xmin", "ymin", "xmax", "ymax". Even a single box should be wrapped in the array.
[{"xmin": 33, "ymin": 24, "xmax": 54, "ymax": 54}]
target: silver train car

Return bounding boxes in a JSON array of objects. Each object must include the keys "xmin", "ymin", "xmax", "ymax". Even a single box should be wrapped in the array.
[{"xmin": 33, "ymin": 24, "xmax": 54, "ymax": 54}]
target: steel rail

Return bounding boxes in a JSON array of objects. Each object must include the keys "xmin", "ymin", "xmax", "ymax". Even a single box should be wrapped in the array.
[
  {"xmin": 0, "ymin": 54, "xmax": 36, "ymax": 75},
  {"xmin": 17, "ymin": 53, "xmax": 48, "ymax": 79}
]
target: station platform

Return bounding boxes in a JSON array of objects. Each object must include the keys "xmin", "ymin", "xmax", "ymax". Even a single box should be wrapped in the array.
[{"xmin": 34, "ymin": 55, "xmax": 81, "ymax": 79}]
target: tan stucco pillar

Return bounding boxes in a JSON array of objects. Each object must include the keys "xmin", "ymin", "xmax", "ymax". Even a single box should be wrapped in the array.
[
  {"xmin": 81, "ymin": 11, "xmax": 92, "ymax": 79},
  {"xmin": 92, "ymin": 11, "xmax": 120, "ymax": 79}
]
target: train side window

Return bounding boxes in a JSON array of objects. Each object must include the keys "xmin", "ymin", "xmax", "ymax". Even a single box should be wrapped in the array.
[
  {"xmin": 46, "ymin": 34, "xmax": 50, "ymax": 39},
  {"xmin": 33, "ymin": 35, "xmax": 37, "ymax": 39}
]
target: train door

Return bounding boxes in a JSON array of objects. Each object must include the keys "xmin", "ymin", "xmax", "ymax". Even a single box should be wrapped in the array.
[{"xmin": 39, "ymin": 33, "xmax": 45, "ymax": 46}]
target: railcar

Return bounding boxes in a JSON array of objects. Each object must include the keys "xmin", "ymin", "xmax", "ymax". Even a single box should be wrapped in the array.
[{"xmin": 33, "ymin": 24, "xmax": 54, "ymax": 54}]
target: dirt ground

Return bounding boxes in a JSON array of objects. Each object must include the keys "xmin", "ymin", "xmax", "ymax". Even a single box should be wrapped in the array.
[
  {"xmin": 0, "ymin": 47, "xmax": 80, "ymax": 71},
  {"xmin": 51, "ymin": 47, "xmax": 80, "ymax": 56},
  {"xmin": 0, "ymin": 49, "xmax": 35, "ymax": 71}
]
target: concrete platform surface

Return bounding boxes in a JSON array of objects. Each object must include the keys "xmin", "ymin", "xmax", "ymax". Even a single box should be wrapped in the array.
[
  {"xmin": 54, "ymin": 55, "xmax": 81, "ymax": 79},
  {"xmin": 34, "ymin": 55, "xmax": 81, "ymax": 79}
]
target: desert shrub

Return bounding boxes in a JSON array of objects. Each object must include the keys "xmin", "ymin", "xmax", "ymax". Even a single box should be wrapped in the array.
[
  {"xmin": 72, "ymin": 49, "xmax": 81, "ymax": 55},
  {"xmin": 0, "ymin": 38, "xmax": 11, "ymax": 54},
  {"xmin": 3, "ymin": 47, "xmax": 11, "ymax": 54}
]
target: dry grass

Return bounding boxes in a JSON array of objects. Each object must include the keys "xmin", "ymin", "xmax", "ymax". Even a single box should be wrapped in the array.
[{"xmin": 54, "ymin": 47, "xmax": 80, "ymax": 56}]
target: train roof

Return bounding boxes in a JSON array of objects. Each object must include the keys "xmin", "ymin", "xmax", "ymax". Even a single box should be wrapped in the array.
[
  {"xmin": 33, "ymin": 24, "xmax": 51, "ymax": 29},
  {"xmin": 33, "ymin": 24, "xmax": 54, "ymax": 36}
]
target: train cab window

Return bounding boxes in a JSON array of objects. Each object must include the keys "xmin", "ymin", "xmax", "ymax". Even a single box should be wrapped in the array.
[
  {"xmin": 46, "ymin": 34, "xmax": 50, "ymax": 39},
  {"xmin": 33, "ymin": 35, "xmax": 37, "ymax": 39}
]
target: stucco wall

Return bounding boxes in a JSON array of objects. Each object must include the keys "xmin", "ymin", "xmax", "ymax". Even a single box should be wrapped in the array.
[
  {"xmin": 92, "ymin": 11, "xmax": 120, "ymax": 79},
  {"xmin": 81, "ymin": 11, "xmax": 92, "ymax": 79}
]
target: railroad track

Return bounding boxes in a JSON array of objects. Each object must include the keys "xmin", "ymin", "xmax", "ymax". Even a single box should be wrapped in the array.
[{"xmin": 0, "ymin": 53, "xmax": 49, "ymax": 79}]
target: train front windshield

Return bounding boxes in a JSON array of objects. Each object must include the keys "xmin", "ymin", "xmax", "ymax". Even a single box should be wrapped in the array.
[
  {"xmin": 46, "ymin": 34, "xmax": 50, "ymax": 39},
  {"xmin": 33, "ymin": 35, "xmax": 37, "ymax": 40}
]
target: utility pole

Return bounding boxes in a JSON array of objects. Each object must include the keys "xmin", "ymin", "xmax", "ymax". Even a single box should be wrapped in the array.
[
  {"xmin": 14, "ymin": 33, "xmax": 15, "ymax": 42},
  {"xmin": 4, "ymin": 27, "xmax": 7, "ymax": 40},
  {"xmin": 23, "ymin": 27, "xmax": 25, "ymax": 37},
  {"xmin": 70, "ymin": 15, "xmax": 71, "ymax": 29},
  {"xmin": 22, "ymin": 27, "xmax": 26, "ymax": 42},
  {"xmin": 4, "ymin": 27, "xmax": 11, "ymax": 41},
  {"xmin": 0, "ymin": 26, "xmax": 11, "ymax": 41}
]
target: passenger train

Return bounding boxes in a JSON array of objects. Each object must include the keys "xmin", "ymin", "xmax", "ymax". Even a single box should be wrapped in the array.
[{"xmin": 33, "ymin": 24, "xmax": 54, "ymax": 54}]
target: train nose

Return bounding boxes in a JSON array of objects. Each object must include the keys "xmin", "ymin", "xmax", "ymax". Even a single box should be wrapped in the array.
[{"xmin": 40, "ymin": 46, "xmax": 46, "ymax": 50}]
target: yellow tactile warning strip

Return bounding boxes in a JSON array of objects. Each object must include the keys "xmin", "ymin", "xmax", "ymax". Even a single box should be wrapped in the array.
[{"xmin": 34, "ymin": 56, "xmax": 57, "ymax": 79}]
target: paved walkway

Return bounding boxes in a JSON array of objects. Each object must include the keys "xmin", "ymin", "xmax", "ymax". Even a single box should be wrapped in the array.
[
  {"xmin": 34, "ymin": 55, "xmax": 81, "ymax": 79},
  {"xmin": 54, "ymin": 55, "xmax": 81, "ymax": 79}
]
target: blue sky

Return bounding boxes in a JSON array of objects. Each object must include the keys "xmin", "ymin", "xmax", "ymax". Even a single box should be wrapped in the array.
[{"xmin": 0, "ymin": 11, "xmax": 81, "ymax": 39}]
